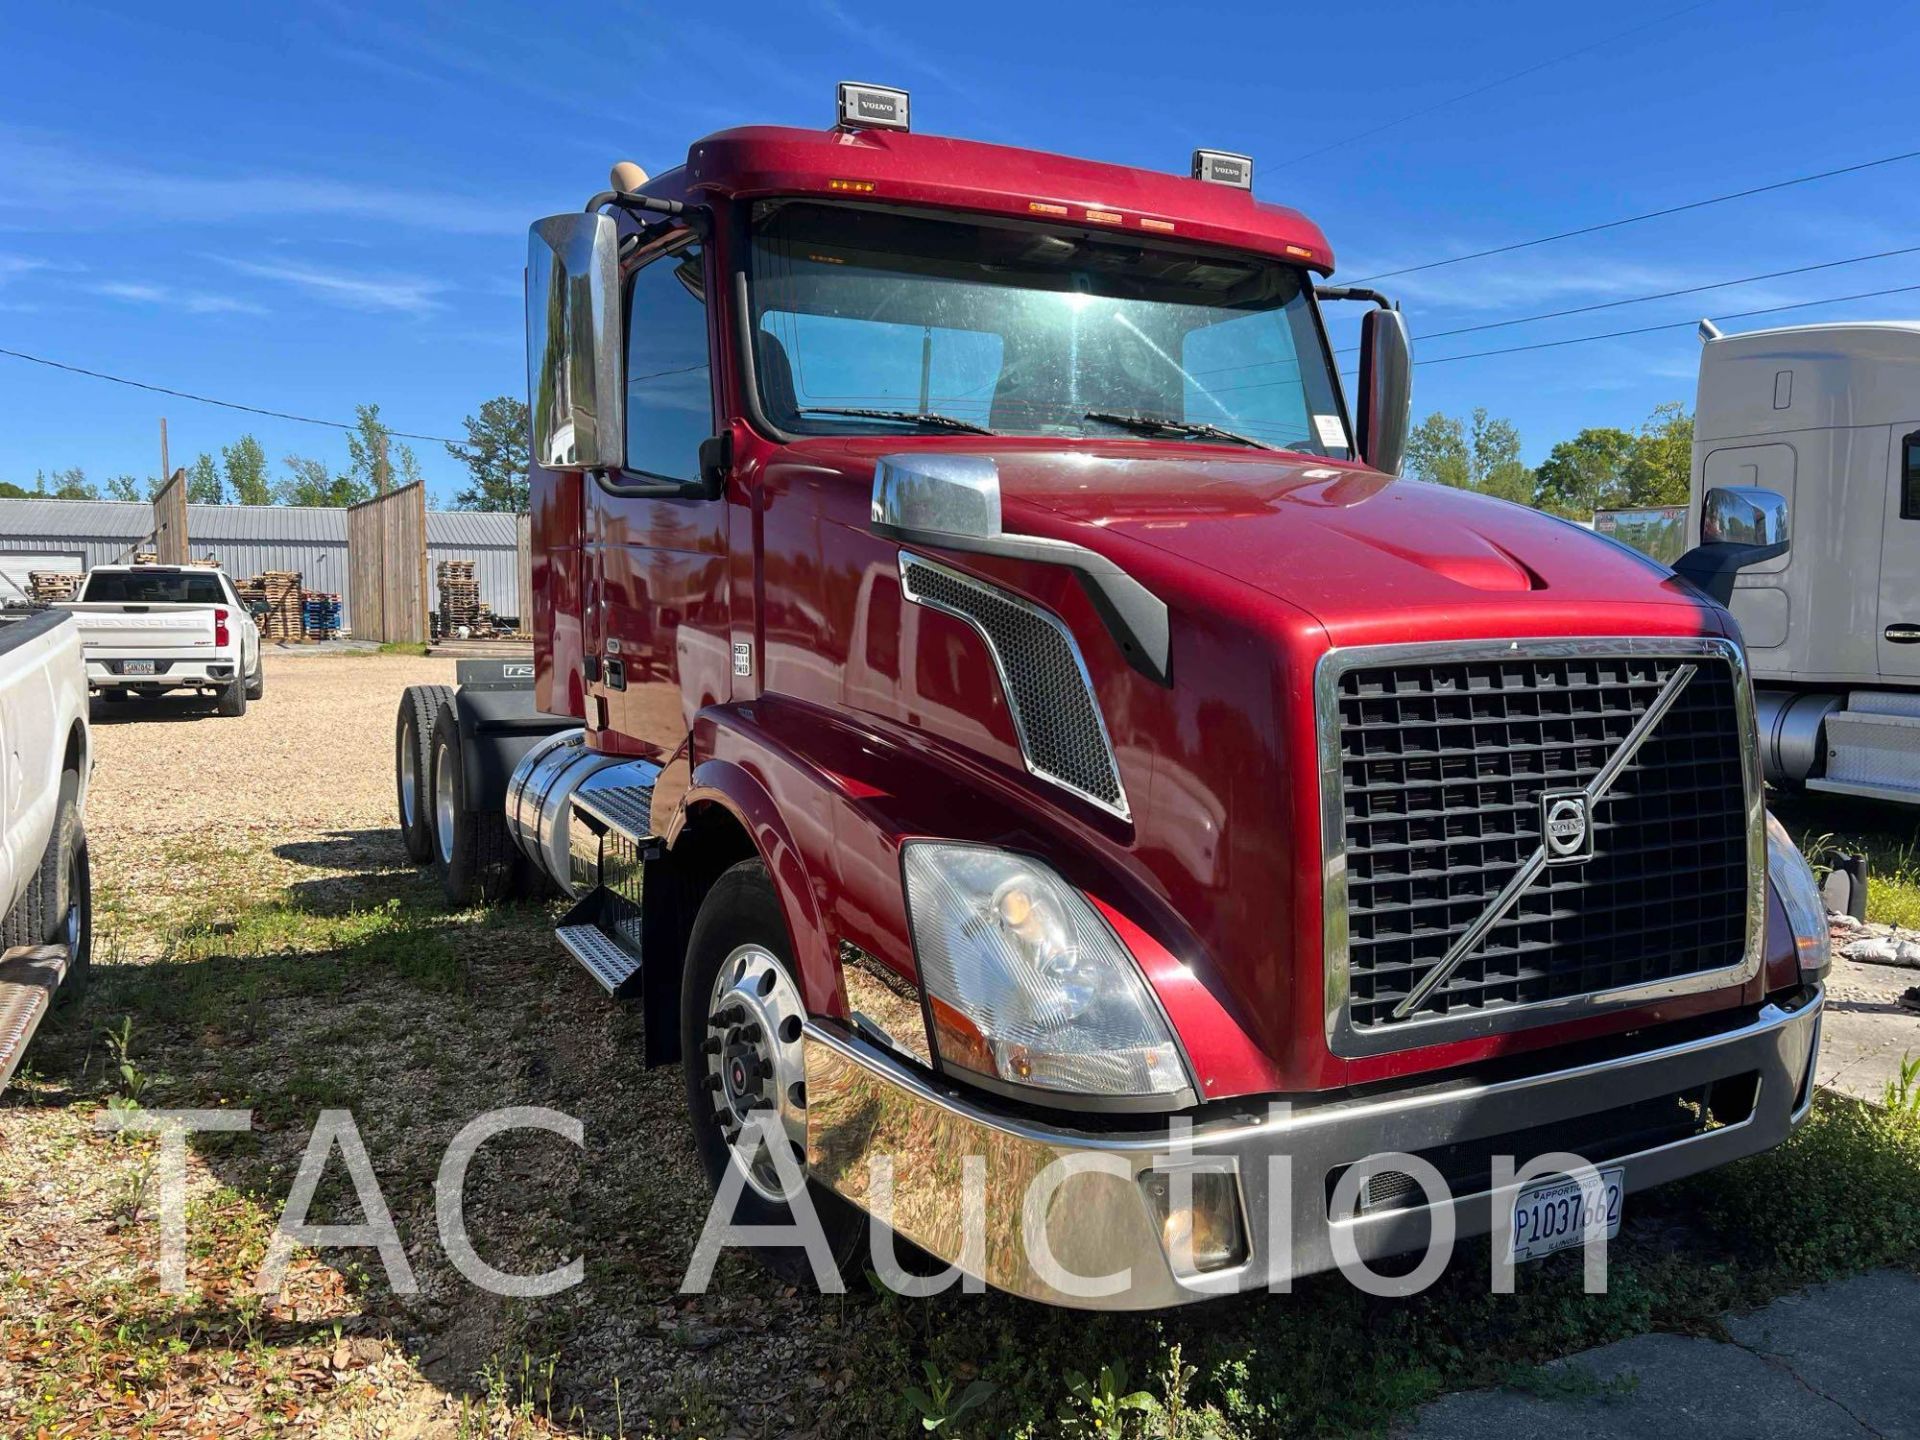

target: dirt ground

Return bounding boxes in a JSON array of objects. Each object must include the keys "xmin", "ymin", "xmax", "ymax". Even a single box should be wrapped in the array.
[{"xmin": 0, "ymin": 652, "xmax": 880, "ymax": 1438}]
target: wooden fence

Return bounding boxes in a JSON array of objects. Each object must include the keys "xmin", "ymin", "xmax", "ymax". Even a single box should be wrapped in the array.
[
  {"xmin": 151, "ymin": 469, "xmax": 188, "ymax": 565},
  {"xmin": 346, "ymin": 483, "xmax": 430, "ymax": 643}
]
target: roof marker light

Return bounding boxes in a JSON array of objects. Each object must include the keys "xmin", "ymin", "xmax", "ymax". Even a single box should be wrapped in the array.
[
  {"xmin": 1084, "ymin": 208, "xmax": 1122, "ymax": 226},
  {"xmin": 1285, "ymin": 244, "xmax": 1314, "ymax": 259},
  {"xmin": 1141, "ymin": 217, "xmax": 1176, "ymax": 233},
  {"xmin": 828, "ymin": 178, "xmax": 877, "ymax": 193},
  {"xmin": 1192, "ymin": 149, "xmax": 1254, "ymax": 190},
  {"xmin": 837, "ymin": 82, "xmax": 911, "ymax": 132},
  {"xmin": 1027, "ymin": 201, "xmax": 1069, "ymax": 216}
]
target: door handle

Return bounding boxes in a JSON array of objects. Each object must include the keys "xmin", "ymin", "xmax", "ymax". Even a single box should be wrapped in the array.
[{"xmin": 1886, "ymin": 624, "xmax": 1920, "ymax": 644}]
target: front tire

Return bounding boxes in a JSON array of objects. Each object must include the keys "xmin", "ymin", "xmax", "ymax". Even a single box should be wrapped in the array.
[
  {"xmin": 679, "ymin": 860, "xmax": 863, "ymax": 1287},
  {"xmin": 3, "ymin": 773, "xmax": 90, "ymax": 997},
  {"xmin": 427, "ymin": 704, "xmax": 518, "ymax": 906},
  {"xmin": 395, "ymin": 684, "xmax": 453, "ymax": 863},
  {"xmin": 245, "ymin": 660, "xmax": 265, "ymax": 701}
]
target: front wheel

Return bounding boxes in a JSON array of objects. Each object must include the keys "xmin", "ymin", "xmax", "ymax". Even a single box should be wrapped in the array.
[
  {"xmin": 679, "ymin": 860, "xmax": 863, "ymax": 1286},
  {"xmin": 245, "ymin": 660, "xmax": 265, "ymax": 701}
]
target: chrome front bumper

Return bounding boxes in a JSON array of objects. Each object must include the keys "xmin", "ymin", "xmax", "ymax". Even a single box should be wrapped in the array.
[{"xmin": 803, "ymin": 987, "xmax": 1823, "ymax": 1309}]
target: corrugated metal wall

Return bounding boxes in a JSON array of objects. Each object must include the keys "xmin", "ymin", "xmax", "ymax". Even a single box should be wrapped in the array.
[{"xmin": 0, "ymin": 499, "xmax": 524, "ymax": 632}]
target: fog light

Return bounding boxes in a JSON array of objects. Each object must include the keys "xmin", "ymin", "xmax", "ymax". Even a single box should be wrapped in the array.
[{"xmin": 1140, "ymin": 1167, "xmax": 1247, "ymax": 1275}]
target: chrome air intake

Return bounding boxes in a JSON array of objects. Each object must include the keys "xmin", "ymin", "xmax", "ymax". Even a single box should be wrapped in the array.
[{"xmin": 506, "ymin": 728, "xmax": 626, "ymax": 896}]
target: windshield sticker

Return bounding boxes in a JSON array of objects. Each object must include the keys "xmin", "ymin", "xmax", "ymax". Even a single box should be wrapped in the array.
[{"xmin": 1313, "ymin": 414, "xmax": 1348, "ymax": 450}]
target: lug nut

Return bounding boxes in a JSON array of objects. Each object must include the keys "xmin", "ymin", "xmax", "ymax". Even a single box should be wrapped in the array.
[
  {"xmin": 701, "ymin": 1037, "xmax": 722, "ymax": 1055},
  {"xmin": 703, "ymin": 1073, "xmax": 722, "ymax": 1091},
  {"xmin": 739, "ymin": 1022, "xmax": 762, "ymax": 1043}
]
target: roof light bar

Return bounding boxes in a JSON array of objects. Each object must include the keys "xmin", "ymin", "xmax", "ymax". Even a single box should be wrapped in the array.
[
  {"xmin": 837, "ymin": 82, "xmax": 911, "ymax": 132},
  {"xmin": 1192, "ymin": 149, "xmax": 1253, "ymax": 190}
]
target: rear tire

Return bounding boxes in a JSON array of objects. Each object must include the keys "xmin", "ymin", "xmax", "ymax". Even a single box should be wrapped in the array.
[
  {"xmin": 680, "ymin": 860, "xmax": 864, "ymax": 1289},
  {"xmin": 428, "ymin": 705, "xmax": 518, "ymax": 906},
  {"xmin": 396, "ymin": 684, "xmax": 453, "ymax": 863},
  {"xmin": 216, "ymin": 672, "xmax": 247, "ymax": 717}
]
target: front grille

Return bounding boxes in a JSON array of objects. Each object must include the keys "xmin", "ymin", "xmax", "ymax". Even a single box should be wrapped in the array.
[
  {"xmin": 1331, "ymin": 646, "xmax": 1751, "ymax": 1038},
  {"xmin": 900, "ymin": 555, "xmax": 1127, "ymax": 816}
]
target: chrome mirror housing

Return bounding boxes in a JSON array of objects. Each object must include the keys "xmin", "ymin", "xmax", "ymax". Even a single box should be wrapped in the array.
[
  {"xmin": 1357, "ymin": 307, "xmax": 1412, "ymax": 476},
  {"xmin": 871, "ymin": 454, "xmax": 1003, "ymax": 541},
  {"xmin": 526, "ymin": 213, "xmax": 623, "ymax": 471},
  {"xmin": 1701, "ymin": 486, "xmax": 1789, "ymax": 548}
]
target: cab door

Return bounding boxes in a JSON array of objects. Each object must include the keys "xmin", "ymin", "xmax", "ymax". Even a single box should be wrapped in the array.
[
  {"xmin": 586, "ymin": 230, "xmax": 731, "ymax": 758},
  {"xmin": 1878, "ymin": 428, "xmax": 1920, "ymax": 679}
]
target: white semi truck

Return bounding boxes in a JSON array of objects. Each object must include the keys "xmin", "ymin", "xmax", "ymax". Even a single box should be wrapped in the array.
[{"xmin": 1691, "ymin": 320, "xmax": 1920, "ymax": 805}]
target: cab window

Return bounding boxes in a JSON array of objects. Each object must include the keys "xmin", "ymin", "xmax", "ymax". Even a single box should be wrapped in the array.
[
  {"xmin": 624, "ymin": 243, "xmax": 712, "ymax": 481},
  {"xmin": 1903, "ymin": 431, "xmax": 1920, "ymax": 520}
]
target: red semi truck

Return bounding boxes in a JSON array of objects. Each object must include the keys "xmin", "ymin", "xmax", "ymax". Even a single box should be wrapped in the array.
[{"xmin": 394, "ymin": 86, "xmax": 1830, "ymax": 1307}]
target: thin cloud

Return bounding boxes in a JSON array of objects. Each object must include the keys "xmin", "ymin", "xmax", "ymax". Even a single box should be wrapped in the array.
[
  {"xmin": 88, "ymin": 280, "xmax": 268, "ymax": 316},
  {"xmin": 212, "ymin": 256, "xmax": 449, "ymax": 315},
  {"xmin": 0, "ymin": 127, "xmax": 526, "ymax": 237}
]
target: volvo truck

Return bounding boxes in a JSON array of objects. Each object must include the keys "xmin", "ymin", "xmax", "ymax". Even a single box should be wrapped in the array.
[{"xmin": 393, "ymin": 88, "xmax": 1831, "ymax": 1307}]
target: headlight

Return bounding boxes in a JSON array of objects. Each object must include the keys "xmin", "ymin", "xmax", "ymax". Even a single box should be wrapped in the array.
[
  {"xmin": 1766, "ymin": 812, "xmax": 1831, "ymax": 979},
  {"xmin": 901, "ymin": 843, "xmax": 1188, "ymax": 1098}
]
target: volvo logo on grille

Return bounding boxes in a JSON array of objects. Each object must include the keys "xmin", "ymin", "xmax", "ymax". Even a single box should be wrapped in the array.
[{"xmin": 1541, "ymin": 791, "xmax": 1595, "ymax": 864}]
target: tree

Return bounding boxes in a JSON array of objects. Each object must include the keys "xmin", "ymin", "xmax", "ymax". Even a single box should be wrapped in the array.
[
  {"xmin": 223, "ymin": 435, "xmax": 271, "ymax": 506},
  {"xmin": 0, "ymin": 481, "xmax": 27, "ymax": 500},
  {"xmin": 277, "ymin": 455, "xmax": 370, "ymax": 508},
  {"xmin": 446, "ymin": 396, "xmax": 530, "ymax": 511},
  {"xmin": 1534, "ymin": 427, "xmax": 1636, "ymax": 518},
  {"xmin": 345, "ymin": 403, "xmax": 416, "ymax": 497},
  {"xmin": 105, "ymin": 474, "xmax": 144, "ymax": 502},
  {"xmin": 1405, "ymin": 408, "xmax": 1535, "ymax": 502},
  {"xmin": 187, "ymin": 452, "xmax": 225, "ymax": 505},
  {"xmin": 37, "ymin": 467, "xmax": 97, "ymax": 500},
  {"xmin": 1623, "ymin": 401, "xmax": 1692, "ymax": 505}
]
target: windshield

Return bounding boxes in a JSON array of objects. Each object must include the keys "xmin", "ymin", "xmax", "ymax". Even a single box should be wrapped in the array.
[
  {"xmin": 81, "ymin": 571, "xmax": 228, "ymax": 604},
  {"xmin": 747, "ymin": 202, "xmax": 1350, "ymax": 455}
]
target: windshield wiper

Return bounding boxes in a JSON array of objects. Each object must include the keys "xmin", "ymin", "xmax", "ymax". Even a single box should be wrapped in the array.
[
  {"xmin": 797, "ymin": 406, "xmax": 996, "ymax": 435},
  {"xmin": 1082, "ymin": 410, "xmax": 1275, "ymax": 450}
]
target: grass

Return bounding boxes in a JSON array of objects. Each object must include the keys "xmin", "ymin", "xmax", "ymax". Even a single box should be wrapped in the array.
[
  {"xmin": 1772, "ymin": 792, "xmax": 1920, "ymax": 927},
  {"xmin": 377, "ymin": 641, "xmax": 432, "ymax": 657}
]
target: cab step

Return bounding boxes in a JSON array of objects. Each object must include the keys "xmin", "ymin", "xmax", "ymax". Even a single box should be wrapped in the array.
[
  {"xmin": 1807, "ymin": 695, "xmax": 1920, "ymax": 804},
  {"xmin": 0, "ymin": 945, "xmax": 73, "ymax": 1093},
  {"xmin": 552, "ymin": 885, "xmax": 645, "ymax": 998}
]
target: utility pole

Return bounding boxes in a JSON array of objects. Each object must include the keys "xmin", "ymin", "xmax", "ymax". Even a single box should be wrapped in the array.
[{"xmin": 159, "ymin": 417, "xmax": 169, "ymax": 493}]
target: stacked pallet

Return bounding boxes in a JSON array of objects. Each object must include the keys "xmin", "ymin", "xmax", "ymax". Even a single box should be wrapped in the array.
[
  {"xmin": 436, "ymin": 559, "xmax": 496, "ymax": 636},
  {"xmin": 238, "ymin": 570, "xmax": 304, "ymax": 642},
  {"xmin": 302, "ymin": 592, "xmax": 343, "ymax": 640},
  {"xmin": 132, "ymin": 550, "xmax": 157, "ymax": 565},
  {"xmin": 28, "ymin": 572, "xmax": 82, "ymax": 602}
]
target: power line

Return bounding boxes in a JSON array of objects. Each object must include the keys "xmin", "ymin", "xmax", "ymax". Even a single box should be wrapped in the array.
[
  {"xmin": 1336, "ymin": 280, "xmax": 1920, "ymax": 378},
  {"xmin": 1276, "ymin": 1, "xmax": 1718, "ymax": 170},
  {"xmin": 0, "ymin": 346, "xmax": 463, "ymax": 445},
  {"xmin": 1348, "ymin": 147, "xmax": 1920, "ymax": 285},
  {"xmin": 1327, "ymin": 243, "xmax": 1920, "ymax": 355}
]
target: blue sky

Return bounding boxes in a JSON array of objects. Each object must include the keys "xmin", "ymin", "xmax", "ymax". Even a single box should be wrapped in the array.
[{"xmin": 3, "ymin": 0, "xmax": 1916, "ymax": 504}]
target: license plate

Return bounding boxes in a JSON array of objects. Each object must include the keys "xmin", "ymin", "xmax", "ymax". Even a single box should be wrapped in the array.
[
  {"xmin": 122, "ymin": 660, "xmax": 156, "ymax": 676},
  {"xmin": 1510, "ymin": 1167, "xmax": 1624, "ymax": 1263}
]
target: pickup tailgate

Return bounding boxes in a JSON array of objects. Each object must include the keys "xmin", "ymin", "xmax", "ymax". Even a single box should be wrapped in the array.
[{"xmin": 62, "ymin": 604, "xmax": 216, "ymax": 654}]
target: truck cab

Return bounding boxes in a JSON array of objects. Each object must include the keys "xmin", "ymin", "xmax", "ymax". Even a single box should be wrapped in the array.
[
  {"xmin": 400, "ymin": 93, "xmax": 1830, "ymax": 1307},
  {"xmin": 1691, "ymin": 320, "xmax": 1920, "ymax": 804}
]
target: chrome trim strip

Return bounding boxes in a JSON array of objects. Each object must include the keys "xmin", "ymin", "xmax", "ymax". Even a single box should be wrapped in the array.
[
  {"xmin": 897, "ymin": 550, "xmax": 1131, "ymax": 821},
  {"xmin": 1317, "ymin": 636, "xmax": 1765, "ymax": 1058},
  {"xmin": 1391, "ymin": 660, "xmax": 1698, "ymax": 1020}
]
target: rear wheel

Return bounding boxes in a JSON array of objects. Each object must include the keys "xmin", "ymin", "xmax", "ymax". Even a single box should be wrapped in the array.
[
  {"xmin": 216, "ymin": 672, "xmax": 247, "ymax": 717},
  {"xmin": 395, "ymin": 684, "xmax": 453, "ymax": 863},
  {"xmin": 680, "ymin": 860, "xmax": 864, "ymax": 1287},
  {"xmin": 428, "ymin": 705, "xmax": 518, "ymax": 906}
]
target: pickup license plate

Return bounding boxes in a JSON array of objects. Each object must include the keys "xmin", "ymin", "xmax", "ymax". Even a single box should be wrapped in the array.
[
  {"xmin": 121, "ymin": 660, "xmax": 156, "ymax": 676},
  {"xmin": 1510, "ymin": 1167, "xmax": 1624, "ymax": 1264}
]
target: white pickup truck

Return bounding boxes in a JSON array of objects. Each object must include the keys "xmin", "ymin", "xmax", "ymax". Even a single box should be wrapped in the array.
[
  {"xmin": 0, "ymin": 606, "xmax": 92, "ymax": 1091},
  {"xmin": 60, "ymin": 565, "xmax": 264, "ymax": 717}
]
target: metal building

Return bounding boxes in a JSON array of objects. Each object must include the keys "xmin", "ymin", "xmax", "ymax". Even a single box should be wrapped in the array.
[{"xmin": 0, "ymin": 498, "xmax": 523, "ymax": 630}]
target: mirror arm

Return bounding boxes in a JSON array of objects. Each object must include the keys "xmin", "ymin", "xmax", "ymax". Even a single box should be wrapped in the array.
[
  {"xmin": 590, "ymin": 434, "xmax": 731, "ymax": 503},
  {"xmin": 584, "ymin": 189, "xmax": 687, "ymax": 218},
  {"xmin": 1671, "ymin": 540, "xmax": 1790, "ymax": 606},
  {"xmin": 1314, "ymin": 285, "xmax": 1399, "ymax": 311}
]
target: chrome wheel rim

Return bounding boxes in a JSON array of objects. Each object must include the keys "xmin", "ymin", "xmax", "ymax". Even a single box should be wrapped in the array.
[
  {"xmin": 704, "ymin": 943, "xmax": 809, "ymax": 1203},
  {"xmin": 400, "ymin": 724, "xmax": 418, "ymax": 829},
  {"xmin": 433, "ymin": 742, "xmax": 456, "ymax": 863},
  {"xmin": 62, "ymin": 848, "xmax": 82, "ymax": 962}
]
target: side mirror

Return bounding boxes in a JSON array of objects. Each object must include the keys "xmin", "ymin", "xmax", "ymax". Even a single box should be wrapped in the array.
[
  {"xmin": 526, "ymin": 213, "xmax": 623, "ymax": 471},
  {"xmin": 1672, "ymin": 486, "xmax": 1789, "ymax": 604},
  {"xmin": 1356, "ymin": 307, "xmax": 1412, "ymax": 476}
]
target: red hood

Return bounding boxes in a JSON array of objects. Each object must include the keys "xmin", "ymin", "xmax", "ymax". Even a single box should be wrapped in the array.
[{"xmin": 974, "ymin": 445, "xmax": 1711, "ymax": 647}]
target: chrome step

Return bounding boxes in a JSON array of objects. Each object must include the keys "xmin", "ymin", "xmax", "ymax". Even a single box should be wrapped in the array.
[
  {"xmin": 0, "ymin": 945, "xmax": 72, "ymax": 1093},
  {"xmin": 572, "ymin": 761, "xmax": 660, "ymax": 843},
  {"xmin": 555, "ymin": 922, "xmax": 641, "ymax": 995},
  {"xmin": 1809, "ymin": 708, "xmax": 1920, "ymax": 803}
]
